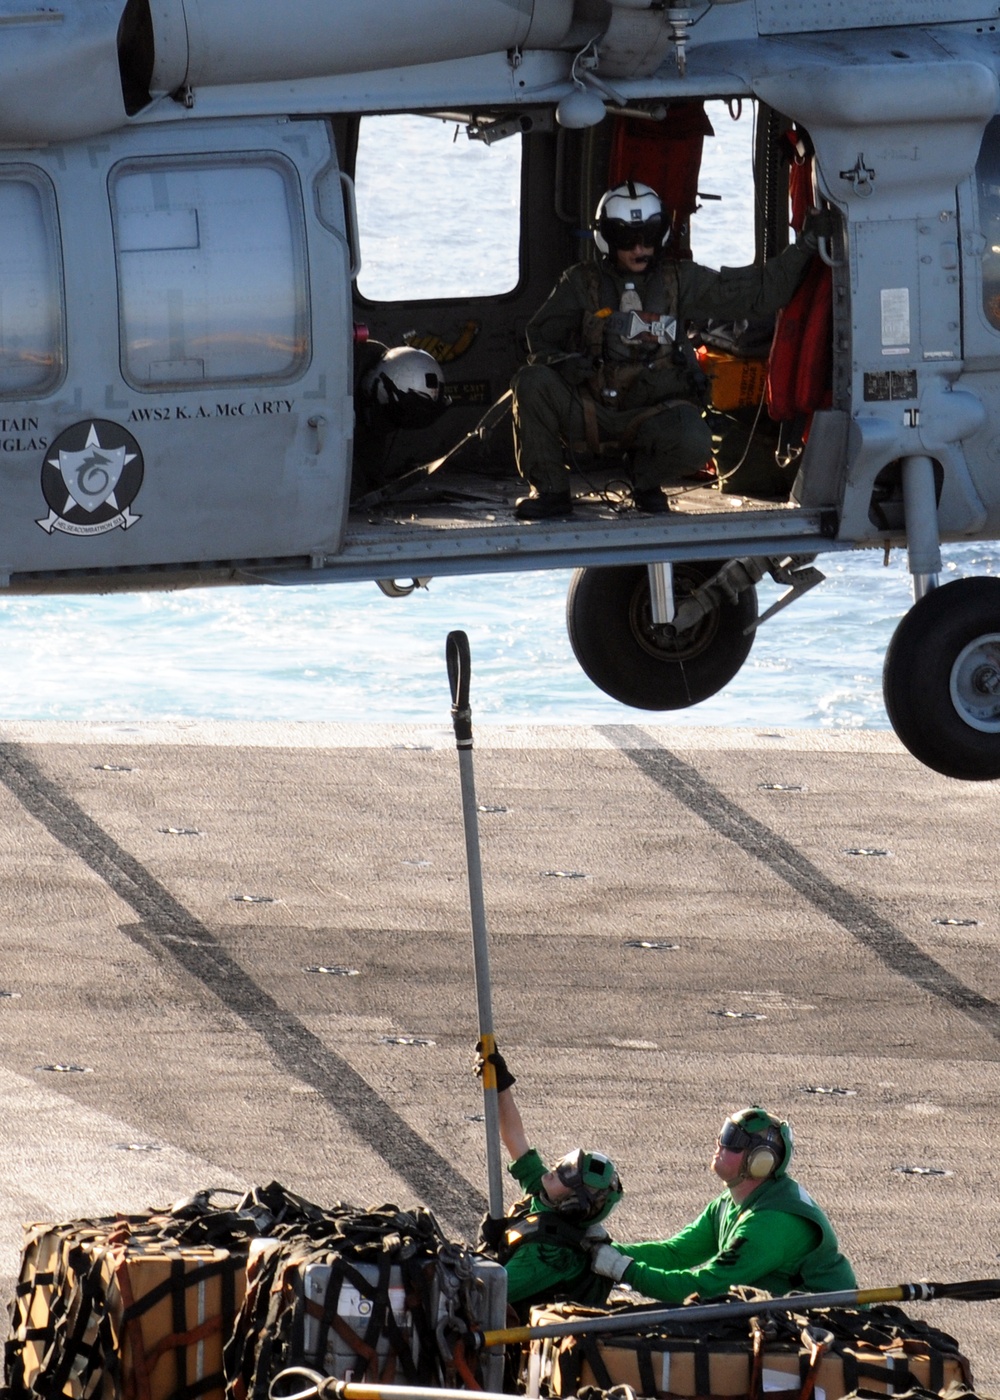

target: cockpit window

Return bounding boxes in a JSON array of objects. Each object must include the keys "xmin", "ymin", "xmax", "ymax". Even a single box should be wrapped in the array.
[
  {"xmin": 353, "ymin": 115, "xmax": 522, "ymax": 302},
  {"xmin": 977, "ymin": 116, "xmax": 1000, "ymax": 329},
  {"xmin": 111, "ymin": 154, "xmax": 309, "ymax": 389},
  {"xmin": 0, "ymin": 170, "xmax": 64, "ymax": 398}
]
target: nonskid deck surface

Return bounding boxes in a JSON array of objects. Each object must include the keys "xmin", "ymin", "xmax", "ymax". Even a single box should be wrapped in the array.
[{"xmin": 0, "ymin": 726, "xmax": 996, "ymax": 1381}]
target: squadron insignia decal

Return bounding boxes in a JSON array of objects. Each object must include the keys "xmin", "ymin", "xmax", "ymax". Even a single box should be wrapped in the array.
[{"xmin": 37, "ymin": 420, "xmax": 144, "ymax": 537}]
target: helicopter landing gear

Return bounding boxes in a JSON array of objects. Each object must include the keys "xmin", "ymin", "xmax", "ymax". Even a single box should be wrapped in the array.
[
  {"xmin": 882, "ymin": 576, "xmax": 1000, "ymax": 781},
  {"xmin": 566, "ymin": 560, "xmax": 757, "ymax": 710}
]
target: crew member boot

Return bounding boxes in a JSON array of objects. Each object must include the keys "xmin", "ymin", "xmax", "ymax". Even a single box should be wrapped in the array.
[
  {"xmin": 514, "ymin": 490, "xmax": 574, "ymax": 520},
  {"xmin": 633, "ymin": 487, "xmax": 670, "ymax": 514}
]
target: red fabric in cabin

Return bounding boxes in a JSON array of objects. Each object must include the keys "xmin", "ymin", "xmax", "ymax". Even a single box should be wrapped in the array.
[{"xmin": 608, "ymin": 102, "xmax": 714, "ymax": 248}]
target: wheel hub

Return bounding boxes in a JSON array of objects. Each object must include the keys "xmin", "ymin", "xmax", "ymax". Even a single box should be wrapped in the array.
[
  {"xmin": 950, "ymin": 633, "xmax": 1000, "ymax": 732},
  {"xmin": 630, "ymin": 571, "xmax": 720, "ymax": 663},
  {"xmin": 971, "ymin": 663, "xmax": 1000, "ymax": 696}
]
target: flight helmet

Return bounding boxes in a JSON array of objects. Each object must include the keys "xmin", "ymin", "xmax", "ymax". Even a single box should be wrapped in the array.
[
  {"xmin": 361, "ymin": 346, "xmax": 449, "ymax": 428},
  {"xmin": 546, "ymin": 1147, "xmax": 623, "ymax": 1222},
  {"xmin": 593, "ymin": 181, "xmax": 666, "ymax": 256},
  {"xmin": 718, "ymin": 1106, "xmax": 794, "ymax": 1180}
]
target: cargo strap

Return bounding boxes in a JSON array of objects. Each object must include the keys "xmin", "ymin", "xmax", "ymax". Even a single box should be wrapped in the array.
[
  {"xmin": 749, "ymin": 1315, "xmax": 766, "ymax": 1400},
  {"xmin": 798, "ymin": 1325, "xmax": 834, "ymax": 1400}
]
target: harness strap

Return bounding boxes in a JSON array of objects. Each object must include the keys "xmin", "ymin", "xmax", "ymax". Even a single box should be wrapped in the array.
[
  {"xmin": 617, "ymin": 404, "xmax": 665, "ymax": 453},
  {"xmin": 580, "ymin": 394, "xmax": 602, "ymax": 456}
]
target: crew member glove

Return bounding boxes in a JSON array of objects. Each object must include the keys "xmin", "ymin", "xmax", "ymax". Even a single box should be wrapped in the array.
[
  {"xmin": 589, "ymin": 1243, "xmax": 633, "ymax": 1283},
  {"xmin": 798, "ymin": 207, "xmax": 837, "ymax": 253},
  {"xmin": 478, "ymin": 1212, "xmax": 507, "ymax": 1252},
  {"xmin": 474, "ymin": 1042, "xmax": 516, "ymax": 1093}
]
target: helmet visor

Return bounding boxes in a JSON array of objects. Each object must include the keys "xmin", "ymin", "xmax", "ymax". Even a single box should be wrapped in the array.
[{"xmin": 601, "ymin": 216, "xmax": 664, "ymax": 251}]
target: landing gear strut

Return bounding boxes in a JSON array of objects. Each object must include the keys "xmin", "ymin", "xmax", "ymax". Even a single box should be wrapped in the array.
[{"xmin": 566, "ymin": 560, "xmax": 757, "ymax": 710}]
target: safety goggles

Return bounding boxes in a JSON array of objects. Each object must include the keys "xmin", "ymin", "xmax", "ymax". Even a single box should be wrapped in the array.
[
  {"xmin": 601, "ymin": 217, "xmax": 664, "ymax": 250},
  {"xmin": 554, "ymin": 1148, "xmax": 587, "ymax": 1190},
  {"xmin": 717, "ymin": 1118, "xmax": 755, "ymax": 1152}
]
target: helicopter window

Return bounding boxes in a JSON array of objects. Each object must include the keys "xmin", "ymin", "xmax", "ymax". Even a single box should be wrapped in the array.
[
  {"xmin": 977, "ymin": 116, "xmax": 1000, "ymax": 329},
  {"xmin": 353, "ymin": 114, "xmax": 521, "ymax": 302},
  {"xmin": 111, "ymin": 155, "xmax": 309, "ymax": 388},
  {"xmin": 0, "ymin": 171, "xmax": 63, "ymax": 398}
]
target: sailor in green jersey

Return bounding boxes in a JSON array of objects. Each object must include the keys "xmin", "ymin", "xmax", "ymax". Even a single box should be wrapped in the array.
[
  {"xmin": 588, "ymin": 1106, "xmax": 856, "ymax": 1303},
  {"xmin": 475, "ymin": 1045, "xmax": 623, "ymax": 1321}
]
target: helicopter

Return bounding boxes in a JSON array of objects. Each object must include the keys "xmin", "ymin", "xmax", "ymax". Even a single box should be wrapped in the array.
[{"xmin": 1, "ymin": 0, "xmax": 999, "ymax": 780}]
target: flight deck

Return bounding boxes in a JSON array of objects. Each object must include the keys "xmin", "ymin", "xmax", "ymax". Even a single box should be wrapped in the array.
[{"xmin": 0, "ymin": 724, "xmax": 997, "ymax": 1384}]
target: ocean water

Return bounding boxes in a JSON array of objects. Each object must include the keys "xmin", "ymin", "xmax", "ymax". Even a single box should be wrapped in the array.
[{"xmin": 0, "ymin": 108, "xmax": 994, "ymax": 729}]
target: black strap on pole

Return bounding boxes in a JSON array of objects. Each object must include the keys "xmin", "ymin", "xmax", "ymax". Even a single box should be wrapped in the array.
[{"xmin": 447, "ymin": 630, "xmax": 473, "ymax": 748}]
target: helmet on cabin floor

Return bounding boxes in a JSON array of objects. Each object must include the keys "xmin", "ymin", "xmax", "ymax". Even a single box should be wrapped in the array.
[
  {"xmin": 360, "ymin": 345, "xmax": 449, "ymax": 428},
  {"xmin": 593, "ymin": 181, "xmax": 666, "ymax": 256},
  {"xmin": 546, "ymin": 1147, "xmax": 623, "ymax": 1222},
  {"xmin": 718, "ymin": 1106, "xmax": 794, "ymax": 1180}
]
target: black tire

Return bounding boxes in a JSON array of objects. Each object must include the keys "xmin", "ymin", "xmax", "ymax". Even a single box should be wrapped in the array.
[
  {"xmin": 882, "ymin": 576, "xmax": 1000, "ymax": 781},
  {"xmin": 566, "ymin": 561, "xmax": 757, "ymax": 710}
]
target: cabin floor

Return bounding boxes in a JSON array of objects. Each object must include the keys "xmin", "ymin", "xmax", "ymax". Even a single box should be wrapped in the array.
[{"xmin": 347, "ymin": 453, "xmax": 799, "ymax": 536}]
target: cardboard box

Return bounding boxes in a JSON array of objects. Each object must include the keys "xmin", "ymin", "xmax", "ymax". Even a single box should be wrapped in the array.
[
  {"xmin": 542, "ymin": 1329, "xmax": 769, "ymax": 1398},
  {"xmin": 7, "ymin": 1222, "xmax": 247, "ymax": 1400},
  {"xmin": 526, "ymin": 1305, "xmax": 974, "ymax": 1400}
]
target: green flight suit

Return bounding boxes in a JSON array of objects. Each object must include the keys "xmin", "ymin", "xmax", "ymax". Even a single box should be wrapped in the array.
[
  {"xmin": 513, "ymin": 242, "xmax": 812, "ymax": 493},
  {"xmin": 616, "ymin": 1172, "xmax": 857, "ymax": 1304}
]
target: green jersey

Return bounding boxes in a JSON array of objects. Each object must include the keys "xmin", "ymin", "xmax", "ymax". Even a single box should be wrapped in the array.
[
  {"xmin": 501, "ymin": 1149, "xmax": 611, "ymax": 1317},
  {"xmin": 618, "ymin": 1173, "xmax": 856, "ymax": 1304}
]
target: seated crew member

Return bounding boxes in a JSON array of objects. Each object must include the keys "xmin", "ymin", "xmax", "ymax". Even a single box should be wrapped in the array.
[
  {"xmin": 476, "ymin": 1044, "xmax": 624, "ymax": 1320},
  {"xmin": 587, "ymin": 1106, "xmax": 857, "ymax": 1302},
  {"xmin": 512, "ymin": 181, "xmax": 829, "ymax": 519}
]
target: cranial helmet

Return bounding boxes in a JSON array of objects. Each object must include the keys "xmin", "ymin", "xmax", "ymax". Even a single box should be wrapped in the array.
[
  {"xmin": 593, "ymin": 181, "xmax": 666, "ymax": 256},
  {"xmin": 547, "ymin": 1147, "xmax": 623, "ymax": 1222},
  {"xmin": 719, "ymin": 1106, "xmax": 794, "ymax": 1180},
  {"xmin": 361, "ymin": 346, "xmax": 449, "ymax": 429}
]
